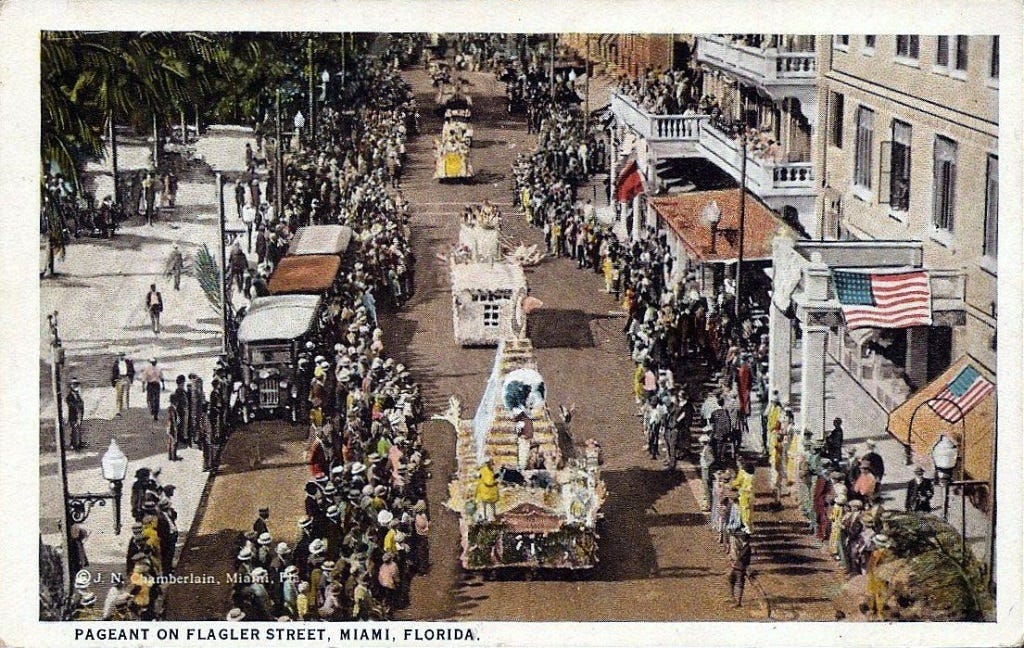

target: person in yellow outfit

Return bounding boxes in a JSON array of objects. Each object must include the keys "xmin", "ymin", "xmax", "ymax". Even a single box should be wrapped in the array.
[
  {"xmin": 865, "ymin": 533, "xmax": 894, "ymax": 620},
  {"xmin": 767, "ymin": 426, "xmax": 784, "ymax": 507},
  {"xmin": 602, "ymin": 256, "xmax": 614, "ymax": 293},
  {"xmin": 474, "ymin": 458, "xmax": 499, "ymax": 521},
  {"xmin": 764, "ymin": 391, "xmax": 783, "ymax": 456},
  {"xmin": 383, "ymin": 524, "xmax": 398, "ymax": 554},
  {"xmin": 729, "ymin": 463, "xmax": 755, "ymax": 532},
  {"xmin": 828, "ymin": 493, "xmax": 846, "ymax": 558},
  {"xmin": 632, "ymin": 364, "xmax": 645, "ymax": 404}
]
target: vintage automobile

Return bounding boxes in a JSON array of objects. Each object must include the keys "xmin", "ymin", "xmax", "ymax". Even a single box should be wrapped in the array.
[
  {"xmin": 287, "ymin": 224, "xmax": 353, "ymax": 257},
  {"xmin": 267, "ymin": 254, "xmax": 342, "ymax": 296},
  {"xmin": 236, "ymin": 294, "xmax": 323, "ymax": 422}
]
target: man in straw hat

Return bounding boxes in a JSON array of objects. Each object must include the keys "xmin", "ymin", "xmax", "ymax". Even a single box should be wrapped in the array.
[{"xmin": 865, "ymin": 533, "xmax": 894, "ymax": 620}]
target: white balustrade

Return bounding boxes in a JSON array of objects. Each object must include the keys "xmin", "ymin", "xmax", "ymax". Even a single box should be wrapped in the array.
[{"xmin": 697, "ymin": 35, "xmax": 816, "ymax": 84}]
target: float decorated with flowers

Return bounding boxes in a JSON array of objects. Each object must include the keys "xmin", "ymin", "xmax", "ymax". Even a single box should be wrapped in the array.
[{"xmin": 444, "ymin": 337, "xmax": 606, "ymax": 571}]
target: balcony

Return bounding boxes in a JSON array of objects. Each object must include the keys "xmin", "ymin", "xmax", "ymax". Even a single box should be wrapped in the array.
[
  {"xmin": 610, "ymin": 92, "xmax": 704, "ymax": 142},
  {"xmin": 696, "ymin": 34, "xmax": 816, "ymax": 85},
  {"xmin": 612, "ymin": 93, "xmax": 815, "ymax": 197}
]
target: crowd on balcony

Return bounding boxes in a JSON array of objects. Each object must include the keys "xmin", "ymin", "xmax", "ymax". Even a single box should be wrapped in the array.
[
  {"xmin": 617, "ymin": 68, "xmax": 701, "ymax": 116},
  {"xmin": 710, "ymin": 34, "xmax": 817, "ymax": 53}
]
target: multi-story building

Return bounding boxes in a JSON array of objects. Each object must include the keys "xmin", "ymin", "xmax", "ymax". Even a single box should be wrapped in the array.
[
  {"xmin": 603, "ymin": 34, "xmax": 821, "ymax": 246},
  {"xmin": 815, "ymin": 34, "xmax": 998, "ymax": 381}
]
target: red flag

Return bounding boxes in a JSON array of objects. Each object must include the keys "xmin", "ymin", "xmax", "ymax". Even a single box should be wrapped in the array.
[{"xmin": 615, "ymin": 160, "xmax": 644, "ymax": 203}]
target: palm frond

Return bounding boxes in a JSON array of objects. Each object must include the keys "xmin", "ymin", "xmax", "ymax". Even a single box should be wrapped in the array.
[{"xmin": 193, "ymin": 244, "xmax": 223, "ymax": 315}]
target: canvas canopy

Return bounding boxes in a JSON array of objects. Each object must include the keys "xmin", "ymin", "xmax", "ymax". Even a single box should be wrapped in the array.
[
  {"xmin": 237, "ymin": 295, "xmax": 322, "ymax": 344},
  {"xmin": 268, "ymin": 255, "xmax": 342, "ymax": 295},
  {"xmin": 287, "ymin": 225, "xmax": 353, "ymax": 256},
  {"xmin": 886, "ymin": 355, "xmax": 995, "ymax": 483}
]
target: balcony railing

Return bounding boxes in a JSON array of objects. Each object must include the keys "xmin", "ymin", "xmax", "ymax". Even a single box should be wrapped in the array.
[
  {"xmin": 697, "ymin": 34, "xmax": 816, "ymax": 84},
  {"xmin": 610, "ymin": 92, "xmax": 705, "ymax": 142},
  {"xmin": 611, "ymin": 93, "xmax": 815, "ymax": 194}
]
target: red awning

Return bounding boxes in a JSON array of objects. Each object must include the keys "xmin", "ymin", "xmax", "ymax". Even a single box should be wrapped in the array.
[
  {"xmin": 615, "ymin": 160, "xmax": 644, "ymax": 203},
  {"xmin": 648, "ymin": 188, "xmax": 793, "ymax": 263}
]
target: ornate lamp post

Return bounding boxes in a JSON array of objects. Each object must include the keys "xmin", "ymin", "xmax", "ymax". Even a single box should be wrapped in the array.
[
  {"xmin": 701, "ymin": 199, "xmax": 722, "ymax": 254},
  {"xmin": 931, "ymin": 433, "xmax": 958, "ymax": 521},
  {"xmin": 67, "ymin": 439, "xmax": 129, "ymax": 535}
]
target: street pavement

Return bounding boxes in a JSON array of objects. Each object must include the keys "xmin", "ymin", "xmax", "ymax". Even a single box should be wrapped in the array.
[
  {"xmin": 39, "ymin": 131, "xmax": 251, "ymax": 595},
  {"xmin": 391, "ymin": 69, "xmax": 844, "ymax": 621},
  {"xmin": 164, "ymin": 67, "xmax": 854, "ymax": 622}
]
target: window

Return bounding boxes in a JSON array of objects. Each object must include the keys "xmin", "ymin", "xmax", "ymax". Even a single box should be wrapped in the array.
[
  {"xmin": 483, "ymin": 303, "xmax": 500, "ymax": 328},
  {"xmin": 935, "ymin": 36, "xmax": 949, "ymax": 67},
  {"xmin": 864, "ymin": 35, "xmax": 876, "ymax": 50},
  {"xmin": 990, "ymin": 36, "xmax": 1000, "ymax": 79},
  {"xmin": 932, "ymin": 136, "xmax": 957, "ymax": 232},
  {"xmin": 896, "ymin": 35, "xmax": 920, "ymax": 60},
  {"xmin": 954, "ymin": 35, "xmax": 969, "ymax": 72},
  {"xmin": 835, "ymin": 35, "xmax": 850, "ymax": 49},
  {"xmin": 853, "ymin": 106, "xmax": 874, "ymax": 191},
  {"xmin": 889, "ymin": 121, "xmax": 912, "ymax": 211},
  {"xmin": 984, "ymin": 154, "xmax": 998, "ymax": 258},
  {"xmin": 829, "ymin": 91, "xmax": 844, "ymax": 148}
]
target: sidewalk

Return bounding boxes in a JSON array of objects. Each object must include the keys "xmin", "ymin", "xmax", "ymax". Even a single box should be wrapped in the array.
[
  {"xmin": 39, "ymin": 132, "xmax": 253, "ymax": 593},
  {"xmin": 788, "ymin": 339, "xmax": 992, "ymax": 565}
]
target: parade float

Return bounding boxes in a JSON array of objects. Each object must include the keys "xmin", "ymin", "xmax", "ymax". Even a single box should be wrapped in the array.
[
  {"xmin": 450, "ymin": 262, "xmax": 527, "ymax": 346},
  {"xmin": 444, "ymin": 338, "xmax": 606, "ymax": 572},
  {"xmin": 448, "ymin": 202, "xmax": 530, "ymax": 347},
  {"xmin": 433, "ymin": 123, "xmax": 474, "ymax": 181},
  {"xmin": 433, "ymin": 89, "xmax": 474, "ymax": 181}
]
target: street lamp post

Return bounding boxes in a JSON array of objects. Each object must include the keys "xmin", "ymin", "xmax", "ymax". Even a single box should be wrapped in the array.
[
  {"xmin": 584, "ymin": 33, "xmax": 591, "ymax": 116},
  {"xmin": 66, "ymin": 439, "xmax": 130, "ymax": 535},
  {"xmin": 735, "ymin": 131, "xmax": 747, "ymax": 319},
  {"xmin": 549, "ymin": 34, "xmax": 556, "ymax": 101},
  {"xmin": 46, "ymin": 311, "xmax": 72, "ymax": 599},
  {"xmin": 308, "ymin": 38, "xmax": 315, "ymax": 142},
  {"xmin": 932, "ymin": 433, "xmax": 958, "ymax": 521},
  {"xmin": 701, "ymin": 199, "xmax": 722, "ymax": 253},
  {"xmin": 216, "ymin": 171, "xmax": 229, "ymax": 353},
  {"xmin": 275, "ymin": 88, "xmax": 284, "ymax": 222}
]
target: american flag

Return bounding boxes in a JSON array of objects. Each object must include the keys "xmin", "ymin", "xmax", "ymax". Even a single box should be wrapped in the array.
[
  {"xmin": 930, "ymin": 364, "xmax": 995, "ymax": 423},
  {"xmin": 832, "ymin": 270, "xmax": 932, "ymax": 330}
]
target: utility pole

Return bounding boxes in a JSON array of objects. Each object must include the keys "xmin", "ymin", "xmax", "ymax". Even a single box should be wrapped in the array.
[
  {"xmin": 549, "ymin": 33, "xmax": 556, "ymax": 100},
  {"xmin": 308, "ymin": 38, "xmax": 315, "ymax": 143},
  {"xmin": 216, "ymin": 172, "xmax": 229, "ymax": 353},
  {"xmin": 152, "ymin": 113, "xmax": 159, "ymax": 169},
  {"xmin": 735, "ymin": 133, "xmax": 747, "ymax": 319},
  {"xmin": 584, "ymin": 33, "xmax": 591, "ymax": 116},
  {"xmin": 109, "ymin": 113, "xmax": 120, "ymax": 205},
  {"xmin": 180, "ymin": 109, "xmax": 187, "ymax": 145},
  {"xmin": 47, "ymin": 312, "xmax": 73, "ymax": 608},
  {"xmin": 275, "ymin": 89, "xmax": 284, "ymax": 222}
]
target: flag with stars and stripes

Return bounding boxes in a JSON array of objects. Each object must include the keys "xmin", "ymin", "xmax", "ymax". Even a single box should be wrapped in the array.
[
  {"xmin": 929, "ymin": 364, "xmax": 995, "ymax": 423},
  {"xmin": 832, "ymin": 270, "xmax": 932, "ymax": 330}
]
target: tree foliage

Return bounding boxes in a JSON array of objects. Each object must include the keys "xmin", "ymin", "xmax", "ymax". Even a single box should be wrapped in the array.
[
  {"xmin": 41, "ymin": 31, "xmax": 361, "ymax": 187},
  {"xmin": 193, "ymin": 243, "xmax": 222, "ymax": 315}
]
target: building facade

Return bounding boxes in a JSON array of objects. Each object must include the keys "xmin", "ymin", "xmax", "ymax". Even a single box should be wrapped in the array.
[{"xmin": 815, "ymin": 34, "xmax": 999, "ymax": 379}]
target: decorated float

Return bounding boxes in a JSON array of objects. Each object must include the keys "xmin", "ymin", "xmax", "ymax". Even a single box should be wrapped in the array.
[
  {"xmin": 448, "ymin": 202, "xmax": 532, "ymax": 347},
  {"xmin": 444, "ymin": 338, "xmax": 606, "ymax": 571},
  {"xmin": 433, "ymin": 124, "xmax": 474, "ymax": 180}
]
